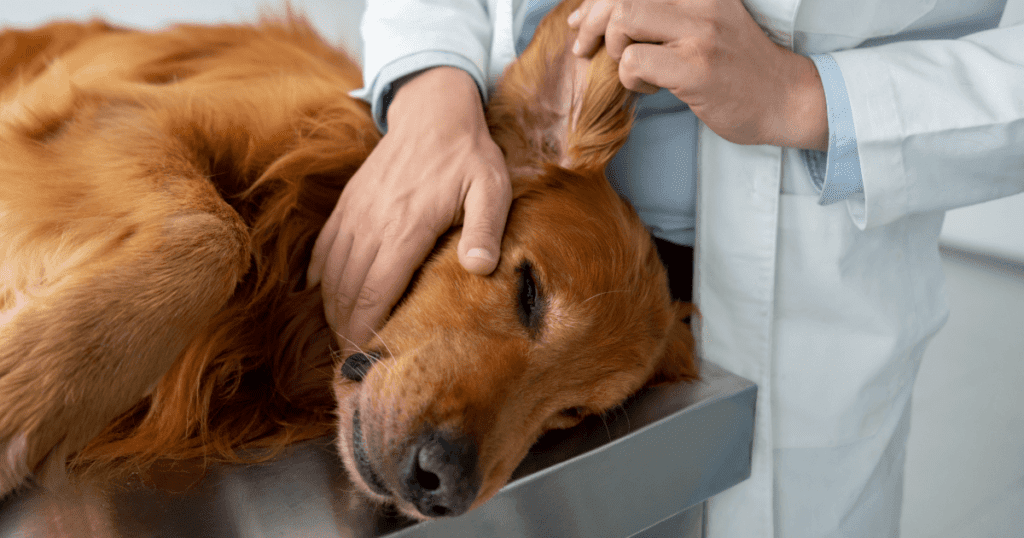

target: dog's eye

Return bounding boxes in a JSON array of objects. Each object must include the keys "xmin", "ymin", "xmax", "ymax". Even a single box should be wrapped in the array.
[{"xmin": 515, "ymin": 260, "xmax": 545, "ymax": 333}]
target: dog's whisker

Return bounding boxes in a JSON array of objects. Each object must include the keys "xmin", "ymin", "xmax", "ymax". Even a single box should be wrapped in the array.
[
  {"xmin": 366, "ymin": 325, "xmax": 399, "ymax": 364},
  {"xmin": 331, "ymin": 330, "xmax": 367, "ymax": 358},
  {"xmin": 611, "ymin": 403, "xmax": 631, "ymax": 434},
  {"xmin": 346, "ymin": 321, "xmax": 398, "ymax": 378},
  {"xmin": 580, "ymin": 289, "xmax": 630, "ymax": 306},
  {"xmin": 598, "ymin": 409, "xmax": 615, "ymax": 442},
  {"xmin": 334, "ymin": 328, "xmax": 407, "ymax": 384}
]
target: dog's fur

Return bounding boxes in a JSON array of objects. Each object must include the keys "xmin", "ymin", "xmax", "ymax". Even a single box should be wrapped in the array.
[{"xmin": 0, "ymin": 0, "xmax": 697, "ymax": 520}]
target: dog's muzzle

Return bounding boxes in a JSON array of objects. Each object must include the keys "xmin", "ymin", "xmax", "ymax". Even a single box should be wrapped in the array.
[
  {"xmin": 351, "ymin": 407, "xmax": 482, "ymax": 518},
  {"xmin": 352, "ymin": 408, "xmax": 390, "ymax": 495}
]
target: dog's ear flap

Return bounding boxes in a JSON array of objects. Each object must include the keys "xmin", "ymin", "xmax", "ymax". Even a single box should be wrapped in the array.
[
  {"xmin": 645, "ymin": 301, "xmax": 700, "ymax": 387},
  {"xmin": 487, "ymin": 0, "xmax": 634, "ymax": 175}
]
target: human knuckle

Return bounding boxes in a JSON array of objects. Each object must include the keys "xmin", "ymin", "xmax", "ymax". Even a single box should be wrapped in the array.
[
  {"xmin": 380, "ymin": 218, "xmax": 411, "ymax": 243},
  {"xmin": 580, "ymin": 3, "xmax": 604, "ymax": 29},
  {"xmin": 579, "ymin": 16, "xmax": 601, "ymax": 38},
  {"xmin": 622, "ymin": 77, "xmax": 645, "ymax": 93},
  {"xmin": 328, "ymin": 287, "xmax": 359, "ymax": 316},
  {"xmin": 463, "ymin": 220, "xmax": 502, "ymax": 244},
  {"xmin": 692, "ymin": 47, "xmax": 714, "ymax": 77},
  {"xmin": 354, "ymin": 285, "xmax": 387, "ymax": 312},
  {"xmin": 692, "ymin": 20, "xmax": 722, "ymax": 56},
  {"xmin": 614, "ymin": 0, "xmax": 639, "ymax": 25},
  {"xmin": 618, "ymin": 58, "xmax": 641, "ymax": 90},
  {"xmin": 479, "ymin": 166, "xmax": 511, "ymax": 192},
  {"xmin": 620, "ymin": 47, "xmax": 648, "ymax": 81},
  {"xmin": 619, "ymin": 44, "xmax": 639, "ymax": 66}
]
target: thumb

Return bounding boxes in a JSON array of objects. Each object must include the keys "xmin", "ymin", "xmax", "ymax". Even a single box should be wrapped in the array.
[{"xmin": 458, "ymin": 172, "xmax": 511, "ymax": 275}]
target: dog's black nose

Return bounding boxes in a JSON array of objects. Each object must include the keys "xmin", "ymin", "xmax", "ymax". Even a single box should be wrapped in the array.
[
  {"xmin": 341, "ymin": 352, "xmax": 379, "ymax": 382},
  {"xmin": 400, "ymin": 430, "xmax": 481, "ymax": 518}
]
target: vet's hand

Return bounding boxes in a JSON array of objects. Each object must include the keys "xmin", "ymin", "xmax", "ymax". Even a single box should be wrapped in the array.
[
  {"xmin": 568, "ymin": 0, "xmax": 828, "ymax": 151},
  {"xmin": 308, "ymin": 67, "xmax": 512, "ymax": 352}
]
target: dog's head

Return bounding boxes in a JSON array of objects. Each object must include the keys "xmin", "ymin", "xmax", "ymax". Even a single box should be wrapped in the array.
[{"xmin": 332, "ymin": 0, "xmax": 697, "ymax": 520}]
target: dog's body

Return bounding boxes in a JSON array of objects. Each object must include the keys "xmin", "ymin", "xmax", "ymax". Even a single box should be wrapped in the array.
[{"xmin": 0, "ymin": 0, "xmax": 697, "ymax": 520}]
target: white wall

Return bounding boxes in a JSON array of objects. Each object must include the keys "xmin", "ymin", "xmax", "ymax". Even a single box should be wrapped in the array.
[{"xmin": 942, "ymin": 193, "xmax": 1024, "ymax": 263}]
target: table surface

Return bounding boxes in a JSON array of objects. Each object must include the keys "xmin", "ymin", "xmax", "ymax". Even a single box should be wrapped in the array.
[{"xmin": 0, "ymin": 360, "xmax": 755, "ymax": 538}]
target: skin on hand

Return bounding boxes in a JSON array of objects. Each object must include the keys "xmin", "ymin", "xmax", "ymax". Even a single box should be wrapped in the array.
[
  {"xmin": 307, "ymin": 67, "xmax": 512, "ymax": 353},
  {"xmin": 568, "ymin": 0, "xmax": 829, "ymax": 151}
]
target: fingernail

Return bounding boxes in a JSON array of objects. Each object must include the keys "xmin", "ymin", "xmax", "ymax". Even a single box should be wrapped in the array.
[
  {"xmin": 572, "ymin": 39, "xmax": 581, "ymax": 55},
  {"xmin": 568, "ymin": 10, "xmax": 580, "ymax": 25},
  {"xmin": 466, "ymin": 248, "xmax": 496, "ymax": 263}
]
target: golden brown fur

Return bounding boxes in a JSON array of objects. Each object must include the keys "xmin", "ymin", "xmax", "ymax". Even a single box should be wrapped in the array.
[{"xmin": 0, "ymin": 0, "xmax": 696, "ymax": 520}]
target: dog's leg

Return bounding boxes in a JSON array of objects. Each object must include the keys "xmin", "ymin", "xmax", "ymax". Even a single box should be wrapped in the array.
[
  {"xmin": 0, "ymin": 164, "xmax": 250, "ymax": 498},
  {"xmin": 0, "ymin": 21, "xmax": 117, "ymax": 93}
]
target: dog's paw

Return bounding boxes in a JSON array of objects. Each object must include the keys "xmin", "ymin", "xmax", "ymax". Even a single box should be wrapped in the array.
[{"xmin": 0, "ymin": 432, "xmax": 31, "ymax": 500}]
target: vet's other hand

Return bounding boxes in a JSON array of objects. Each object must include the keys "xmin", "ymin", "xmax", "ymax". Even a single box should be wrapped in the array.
[
  {"xmin": 568, "ymin": 0, "xmax": 828, "ymax": 151},
  {"xmin": 308, "ymin": 67, "xmax": 512, "ymax": 352}
]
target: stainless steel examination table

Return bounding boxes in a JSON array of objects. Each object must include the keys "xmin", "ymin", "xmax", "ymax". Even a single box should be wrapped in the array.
[{"xmin": 0, "ymin": 360, "xmax": 755, "ymax": 538}]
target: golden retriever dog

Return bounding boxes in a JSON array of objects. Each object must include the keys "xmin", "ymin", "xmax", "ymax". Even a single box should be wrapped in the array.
[{"xmin": 0, "ymin": 0, "xmax": 697, "ymax": 520}]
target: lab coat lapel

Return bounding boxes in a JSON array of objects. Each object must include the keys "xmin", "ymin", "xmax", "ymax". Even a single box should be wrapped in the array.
[
  {"xmin": 698, "ymin": 1, "xmax": 799, "ymax": 536},
  {"xmin": 697, "ymin": 131, "xmax": 783, "ymax": 538}
]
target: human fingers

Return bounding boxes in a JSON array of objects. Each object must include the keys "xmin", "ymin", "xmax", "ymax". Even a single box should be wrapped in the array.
[
  {"xmin": 611, "ymin": 0, "xmax": 827, "ymax": 149},
  {"xmin": 317, "ymin": 217, "xmax": 374, "ymax": 353},
  {"xmin": 307, "ymin": 200, "xmax": 343, "ymax": 287},
  {"xmin": 457, "ymin": 148, "xmax": 511, "ymax": 275},
  {"xmin": 343, "ymin": 222, "xmax": 438, "ymax": 350},
  {"xmin": 618, "ymin": 43, "xmax": 683, "ymax": 94},
  {"xmin": 567, "ymin": 0, "xmax": 596, "ymax": 30},
  {"xmin": 603, "ymin": 0, "xmax": 692, "ymax": 62},
  {"xmin": 569, "ymin": 0, "xmax": 615, "ymax": 57}
]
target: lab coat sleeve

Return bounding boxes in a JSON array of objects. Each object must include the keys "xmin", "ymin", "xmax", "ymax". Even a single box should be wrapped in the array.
[
  {"xmin": 352, "ymin": 0, "xmax": 493, "ymax": 133},
  {"xmin": 830, "ymin": 19, "xmax": 1024, "ymax": 229}
]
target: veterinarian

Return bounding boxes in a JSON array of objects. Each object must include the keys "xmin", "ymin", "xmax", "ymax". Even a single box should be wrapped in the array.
[{"xmin": 309, "ymin": 0, "xmax": 1024, "ymax": 535}]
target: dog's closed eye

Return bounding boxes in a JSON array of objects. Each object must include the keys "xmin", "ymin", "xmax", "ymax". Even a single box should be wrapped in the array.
[
  {"xmin": 515, "ymin": 260, "xmax": 545, "ymax": 335},
  {"xmin": 560, "ymin": 406, "xmax": 586, "ymax": 419},
  {"xmin": 545, "ymin": 406, "xmax": 591, "ymax": 430}
]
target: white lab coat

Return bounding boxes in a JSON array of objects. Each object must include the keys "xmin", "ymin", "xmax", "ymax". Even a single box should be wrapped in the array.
[{"xmin": 357, "ymin": 0, "xmax": 1024, "ymax": 536}]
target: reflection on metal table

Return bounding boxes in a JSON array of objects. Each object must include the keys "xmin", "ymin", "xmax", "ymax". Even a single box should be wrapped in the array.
[{"xmin": 0, "ymin": 360, "xmax": 754, "ymax": 538}]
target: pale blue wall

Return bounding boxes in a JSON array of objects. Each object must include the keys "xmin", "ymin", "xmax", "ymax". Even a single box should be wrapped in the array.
[{"xmin": 1, "ymin": 0, "xmax": 366, "ymax": 58}]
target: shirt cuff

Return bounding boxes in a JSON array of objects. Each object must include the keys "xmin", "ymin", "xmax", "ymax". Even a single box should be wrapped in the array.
[
  {"xmin": 350, "ymin": 51, "xmax": 489, "ymax": 134},
  {"xmin": 800, "ymin": 53, "xmax": 865, "ymax": 205}
]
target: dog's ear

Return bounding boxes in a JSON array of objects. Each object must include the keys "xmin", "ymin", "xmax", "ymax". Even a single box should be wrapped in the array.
[
  {"xmin": 487, "ymin": 0, "xmax": 634, "ymax": 176},
  {"xmin": 645, "ymin": 301, "xmax": 700, "ymax": 387}
]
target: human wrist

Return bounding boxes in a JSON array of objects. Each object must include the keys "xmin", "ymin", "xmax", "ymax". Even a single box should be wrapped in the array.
[
  {"xmin": 765, "ymin": 53, "xmax": 829, "ymax": 151},
  {"xmin": 387, "ymin": 67, "xmax": 486, "ymax": 133}
]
